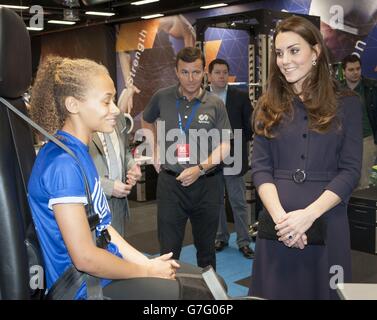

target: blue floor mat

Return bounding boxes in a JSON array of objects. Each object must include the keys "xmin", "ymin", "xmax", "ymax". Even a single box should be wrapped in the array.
[{"xmin": 179, "ymin": 232, "xmax": 254, "ymax": 298}]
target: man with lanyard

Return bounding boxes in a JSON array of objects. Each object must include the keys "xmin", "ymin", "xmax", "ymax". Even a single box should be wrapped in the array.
[
  {"xmin": 142, "ymin": 47, "xmax": 231, "ymax": 269},
  {"xmin": 341, "ymin": 54, "xmax": 377, "ymax": 189},
  {"xmin": 208, "ymin": 58, "xmax": 254, "ymax": 259}
]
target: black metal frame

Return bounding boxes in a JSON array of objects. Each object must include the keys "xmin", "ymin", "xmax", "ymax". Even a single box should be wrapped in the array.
[{"xmin": 195, "ymin": 9, "xmax": 320, "ymax": 43}]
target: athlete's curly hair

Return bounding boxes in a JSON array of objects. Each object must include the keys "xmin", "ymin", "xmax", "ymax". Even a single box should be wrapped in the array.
[{"xmin": 30, "ymin": 56, "xmax": 109, "ymax": 134}]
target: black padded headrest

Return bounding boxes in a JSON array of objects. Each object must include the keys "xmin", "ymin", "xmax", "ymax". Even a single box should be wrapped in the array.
[{"xmin": 0, "ymin": 7, "xmax": 31, "ymax": 98}]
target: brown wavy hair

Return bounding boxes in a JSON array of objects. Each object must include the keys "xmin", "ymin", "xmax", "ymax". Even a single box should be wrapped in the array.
[
  {"xmin": 30, "ymin": 56, "xmax": 109, "ymax": 135},
  {"xmin": 253, "ymin": 16, "xmax": 340, "ymax": 138}
]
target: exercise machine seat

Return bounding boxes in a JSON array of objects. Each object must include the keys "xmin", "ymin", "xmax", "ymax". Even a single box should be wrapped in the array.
[{"xmin": 0, "ymin": 7, "xmax": 42, "ymax": 300}]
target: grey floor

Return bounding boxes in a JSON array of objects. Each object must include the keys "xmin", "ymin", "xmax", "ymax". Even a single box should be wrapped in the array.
[{"xmin": 351, "ymin": 250, "xmax": 377, "ymax": 283}]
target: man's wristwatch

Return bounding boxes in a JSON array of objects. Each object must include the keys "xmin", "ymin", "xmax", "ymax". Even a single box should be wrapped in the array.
[{"xmin": 198, "ymin": 164, "xmax": 206, "ymax": 176}]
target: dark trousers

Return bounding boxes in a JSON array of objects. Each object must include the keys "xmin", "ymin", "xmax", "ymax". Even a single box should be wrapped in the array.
[{"xmin": 156, "ymin": 171, "xmax": 223, "ymax": 270}]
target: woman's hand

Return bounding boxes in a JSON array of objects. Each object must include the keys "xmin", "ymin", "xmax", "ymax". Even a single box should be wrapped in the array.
[
  {"xmin": 275, "ymin": 209, "xmax": 315, "ymax": 248},
  {"xmin": 285, "ymin": 234, "xmax": 308, "ymax": 249},
  {"xmin": 148, "ymin": 252, "xmax": 180, "ymax": 280},
  {"xmin": 273, "ymin": 211, "xmax": 306, "ymax": 249}
]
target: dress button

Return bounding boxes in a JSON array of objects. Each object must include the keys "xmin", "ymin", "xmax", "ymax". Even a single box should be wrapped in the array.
[
  {"xmin": 186, "ymin": 105, "xmax": 190, "ymax": 109},
  {"xmin": 184, "ymin": 115, "xmax": 188, "ymax": 119},
  {"xmin": 304, "ymin": 116, "xmax": 308, "ymax": 120},
  {"xmin": 301, "ymin": 155, "xmax": 305, "ymax": 160},
  {"xmin": 303, "ymin": 133, "xmax": 307, "ymax": 138}
]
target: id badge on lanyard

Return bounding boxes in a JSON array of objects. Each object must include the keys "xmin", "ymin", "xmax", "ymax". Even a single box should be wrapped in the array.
[
  {"xmin": 176, "ymin": 99, "xmax": 201, "ymax": 163},
  {"xmin": 177, "ymin": 143, "xmax": 190, "ymax": 163}
]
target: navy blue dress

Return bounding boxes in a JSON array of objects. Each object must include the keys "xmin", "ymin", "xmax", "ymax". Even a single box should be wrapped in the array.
[{"xmin": 249, "ymin": 96, "xmax": 363, "ymax": 300}]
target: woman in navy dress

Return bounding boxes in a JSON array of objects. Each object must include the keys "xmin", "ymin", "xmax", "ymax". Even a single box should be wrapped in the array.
[{"xmin": 249, "ymin": 16, "xmax": 362, "ymax": 300}]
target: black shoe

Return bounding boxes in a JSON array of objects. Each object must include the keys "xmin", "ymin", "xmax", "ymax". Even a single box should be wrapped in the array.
[
  {"xmin": 239, "ymin": 245, "xmax": 255, "ymax": 259},
  {"xmin": 215, "ymin": 240, "xmax": 228, "ymax": 252}
]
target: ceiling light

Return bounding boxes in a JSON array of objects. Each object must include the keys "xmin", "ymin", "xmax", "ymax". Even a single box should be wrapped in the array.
[
  {"xmin": 200, "ymin": 3, "xmax": 228, "ymax": 10},
  {"xmin": 141, "ymin": 13, "xmax": 164, "ymax": 19},
  {"xmin": 85, "ymin": 11, "xmax": 115, "ymax": 16},
  {"xmin": 0, "ymin": 4, "xmax": 29, "ymax": 9},
  {"xmin": 27, "ymin": 27, "xmax": 44, "ymax": 31},
  {"xmin": 48, "ymin": 20, "xmax": 76, "ymax": 25},
  {"xmin": 131, "ymin": 0, "xmax": 159, "ymax": 5}
]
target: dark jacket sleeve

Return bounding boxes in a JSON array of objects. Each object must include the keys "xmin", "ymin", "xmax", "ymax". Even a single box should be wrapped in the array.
[
  {"xmin": 250, "ymin": 133, "xmax": 275, "ymax": 188},
  {"xmin": 325, "ymin": 96, "xmax": 363, "ymax": 202},
  {"xmin": 363, "ymin": 77, "xmax": 377, "ymax": 144},
  {"xmin": 242, "ymin": 93, "xmax": 253, "ymax": 141},
  {"xmin": 215, "ymin": 99, "xmax": 232, "ymax": 132}
]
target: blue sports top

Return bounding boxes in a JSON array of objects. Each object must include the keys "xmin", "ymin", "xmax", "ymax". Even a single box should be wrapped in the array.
[{"xmin": 28, "ymin": 130, "xmax": 122, "ymax": 299}]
